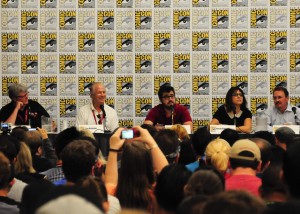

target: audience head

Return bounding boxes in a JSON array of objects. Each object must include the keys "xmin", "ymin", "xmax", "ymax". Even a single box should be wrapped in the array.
[
  {"xmin": 154, "ymin": 129, "xmax": 181, "ymax": 163},
  {"xmin": 225, "ymin": 86, "xmax": 247, "ymax": 112},
  {"xmin": 23, "ymin": 130, "xmax": 43, "ymax": 156},
  {"xmin": 170, "ymin": 124, "xmax": 190, "ymax": 141},
  {"xmin": 177, "ymin": 195, "xmax": 208, "ymax": 214},
  {"xmin": 220, "ymin": 129, "xmax": 239, "ymax": 146},
  {"xmin": 61, "ymin": 139, "xmax": 97, "ymax": 183},
  {"xmin": 205, "ymin": 138, "xmax": 231, "ymax": 173},
  {"xmin": 269, "ymin": 145, "xmax": 285, "ymax": 167},
  {"xmin": 202, "ymin": 190, "xmax": 266, "ymax": 214},
  {"xmin": 250, "ymin": 138, "xmax": 272, "ymax": 170},
  {"xmin": 0, "ymin": 135, "xmax": 20, "ymax": 163},
  {"xmin": 253, "ymin": 131, "xmax": 276, "ymax": 146},
  {"xmin": 191, "ymin": 126, "xmax": 212, "ymax": 157},
  {"xmin": 10, "ymin": 126, "xmax": 29, "ymax": 142},
  {"xmin": 14, "ymin": 142, "xmax": 35, "ymax": 174},
  {"xmin": 184, "ymin": 169, "xmax": 224, "ymax": 197},
  {"xmin": 283, "ymin": 142, "xmax": 300, "ymax": 199},
  {"xmin": 0, "ymin": 152, "xmax": 14, "ymax": 190},
  {"xmin": 116, "ymin": 141, "xmax": 154, "ymax": 210},
  {"xmin": 275, "ymin": 127, "xmax": 296, "ymax": 150},
  {"xmin": 178, "ymin": 138, "xmax": 197, "ymax": 165},
  {"xmin": 229, "ymin": 139, "xmax": 261, "ymax": 170},
  {"xmin": 54, "ymin": 126, "xmax": 82, "ymax": 159},
  {"xmin": 155, "ymin": 164, "xmax": 192, "ymax": 213},
  {"xmin": 140, "ymin": 124, "xmax": 157, "ymax": 137},
  {"xmin": 8, "ymin": 83, "xmax": 28, "ymax": 102}
]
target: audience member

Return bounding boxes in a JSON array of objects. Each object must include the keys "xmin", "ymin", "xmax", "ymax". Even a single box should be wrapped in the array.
[
  {"xmin": 219, "ymin": 128, "xmax": 239, "ymax": 146},
  {"xmin": 140, "ymin": 123, "xmax": 157, "ymax": 137},
  {"xmin": 155, "ymin": 164, "xmax": 192, "ymax": 214},
  {"xmin": 0, "ymin": 152, "xmax": 20, "ymax": 214},
  {"xmin": 226, "ymin": 139, "xmax": 262, "ymax": 197},
  {"xmin": 144, "ymin": 84, "xmax": 193, "ymax": 132},
  {"xmin": 176, "ymin": 195, "xmax": 208, "ymax": 214},
  {"xmin": 253, "ymin": 131, "xmax": 276, "ymax": 146},
  {"xmin": 210, "ymin": 86, "xmax": 252, "ymax": 133},
  {"xmin": 205, "ymin": 138, "xmax": 231, "ymax": 176},
  {"xmin": 274, "ymin": 126, "xmax": 296, "ymax": 150},
  {"xmin": 178, "ymin": 138, "xmax": 197, "ymax": 166},
  {"xmin": 170, "ymin": 124, "xmax": 190, "ymax": 141},
  {"xmin": 250, "ymin": 137, "xmax": 272, "ymax": 173},
  {"xmin": 10, "ymin": 126, "xmax": 28, "ymax": 142}
]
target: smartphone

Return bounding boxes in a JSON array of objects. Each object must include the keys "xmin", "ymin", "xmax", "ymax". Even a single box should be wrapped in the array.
[
  {"xmin": 121, "ymin": 129, "xmax": 139, "ymax": 139},
  {"xmin": 28, "ymin": 128, "xmax": 37, "ymax": 131}
]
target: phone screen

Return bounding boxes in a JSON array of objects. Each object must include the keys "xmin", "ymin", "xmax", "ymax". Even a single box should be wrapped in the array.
[{"xmin": 121, "ymin": 130, "xmax": 134, "ymax": 139}]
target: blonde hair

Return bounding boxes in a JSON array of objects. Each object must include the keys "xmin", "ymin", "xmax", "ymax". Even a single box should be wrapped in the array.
[
  {"xmin": 205, "ymin": 138, "xmax": 231, "ymax": 173},
  {"xmin": 170, "ymin": 124, "xmax": 190, "ymax": 140},
  {"xmin": 15, "ymin": 142, "xmax": 36, "ymax": 174}
]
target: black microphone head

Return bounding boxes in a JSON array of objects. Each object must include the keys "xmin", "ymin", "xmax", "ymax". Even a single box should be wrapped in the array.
[{"xmin": 292, "ymin": 107, "xmax": 296, "ymax": 113}]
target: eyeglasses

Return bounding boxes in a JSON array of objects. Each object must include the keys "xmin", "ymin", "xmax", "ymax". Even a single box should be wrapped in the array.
[
  {"xmin": 17, "ymin": 92, "xmax": 29, "ymax": 99},
  {"xmin": 162, "ymin": 94, "xmax": 175, "ymax": 99},
  {"xmin": 232, "ymin": 93, "xmax": 243, "ymax": 97}
]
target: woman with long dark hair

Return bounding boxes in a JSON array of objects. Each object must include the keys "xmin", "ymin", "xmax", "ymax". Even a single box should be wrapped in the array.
[{"xmin": 209, "ymin": 87, "xmax": 252, "ymax": 133}]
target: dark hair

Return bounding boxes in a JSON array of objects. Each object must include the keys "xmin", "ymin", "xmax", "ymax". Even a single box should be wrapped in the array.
[
  {"xmin": 158, "ymin": 83, "xmax": 175, "ymax": 99},
  {"xmin": 154, "ymin": 129, "xmax": 180, "ymax": 163},
  {"xmin": 230, "ymin": 157, "xmax": 259, "ymax": 170},
  {"xmin": 155, "ymin": 164, "xmax": 192, "ymax": 212},
  {"xmin": 0, "ymin": 135, "xmax": 19, "ymax": 162},
  {"xmin": 116, "ymin": 142, "xmax": 154, "ymax": 210},
  {"xmin": 275, "ymin": 127, "xmax": 296, "ymax": 148},
  {"xmin": 23, "ymin": 131, "xmax": 43, "ymax": 155},
  {"xmin": 140, "ymin": 124, "xmax": 157, "ymax": 137},
  {"xmin": 178, "ymin": 138, "xmax": 197, "ymax": 165},
  {"xmin": 10, "ymin": 126, "xmax": 29, "ymax": 142},
  {"xmin": 225, "ymin": 87, "xmax": 247, "ymax": 113},
  {"xmin": 54, "ymin": 127, "xmax": 82, "ymax": 159},
  {"xmin": 220, "ymin": 129, "xmax": 239, "ymax": 146},
  {"xmin": 191, "ymin": 126, "xmax": 212, "ymax": 156},
  {"xmin": 253, "ymin": 131, "xmax": 276, "ymax": 146},
  {"xmin": 273, "ymin": 86, "xmax": 289, "ymax": 97},
  {"xmin": 177, "ymin": 195, "xmax": 208, "ymax": 214},
  {"xmin": 250, "ymin": 138, "xmax": 272, "ymax": 170},
  {"xmin": 61, "ymin": 140, "xmax": 97, "ymax": 183},
  {"xmin": 0, "ymin": 152, "xmax": 14, "ymax": 189}
]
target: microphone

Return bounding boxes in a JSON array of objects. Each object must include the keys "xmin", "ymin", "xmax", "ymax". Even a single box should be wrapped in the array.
[
  {"xmin": 100, "ymin": 104, "xmax": 106, "ymax": 118},
  {"xmin": 292, "ymin": 107, "xmax": 300, "ymax": 125},
  {"xmin": 170, "ymin": 105, "xmax": 174, "ymax": 125}
]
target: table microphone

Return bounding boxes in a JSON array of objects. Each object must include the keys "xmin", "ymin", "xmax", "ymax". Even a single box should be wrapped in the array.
[
  {"xmin": 233, "ymin": 106, "xmax": 237, "ymax": 126},
  {"xmin": 170, "ymin": 105, "xmax": 174, "ymax": 125},
  {"xmin": 100, "ymin": 104, "xmax": 106, "ymax": 118},
  {"xmin": 292, "ymin": 107, "xmax": 300, "ymax": 125}
]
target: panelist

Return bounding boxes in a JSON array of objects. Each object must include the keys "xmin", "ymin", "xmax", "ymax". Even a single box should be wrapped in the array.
[
  {"xmin": 0, "ymin": 83, "xmax": 50, "ymax": 128},
  {"xmin": 265, "ymin": 86, "xmax": 300, "ymax": 126},
  {"xmin": 76, "ymin": 82, "xmax": 119, "ymax": 132},
  {"xmin": 210, "ymin": 86, "xmax": 252, "ymax": 133},
  {"xmin": 144, "ymin": 84, "xmax": 193, "ymax": 132}
]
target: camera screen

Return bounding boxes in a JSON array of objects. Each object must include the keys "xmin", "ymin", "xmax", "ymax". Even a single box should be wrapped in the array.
[{"xmin": 121, "ymin": 130, "xmax": 134, "ymax": 139}]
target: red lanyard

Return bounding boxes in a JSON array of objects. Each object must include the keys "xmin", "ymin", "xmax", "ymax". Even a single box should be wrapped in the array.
[
  {"xmin": 17, "ymin": 109, "xmax": 28, "ymax": 124},
  {"xmin": 92, "ymin": 110, "xmax": 103, "ymax": 125}
]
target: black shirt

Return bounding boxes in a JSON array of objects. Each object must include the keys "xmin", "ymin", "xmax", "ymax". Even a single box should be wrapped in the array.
[{"xmin": 0, "ymin": 100, "xmax": 50, "ymax": 128}]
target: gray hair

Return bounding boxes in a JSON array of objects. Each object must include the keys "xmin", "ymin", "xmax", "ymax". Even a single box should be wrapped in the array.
[{"xmin": 8, "ymin": 83, "xmax": 28, "ymax": 100}]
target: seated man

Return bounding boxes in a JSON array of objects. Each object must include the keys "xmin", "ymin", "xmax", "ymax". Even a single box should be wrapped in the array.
[{"xmin": 144, "ymin": 84, "xmax": 193, "ymax": 131}]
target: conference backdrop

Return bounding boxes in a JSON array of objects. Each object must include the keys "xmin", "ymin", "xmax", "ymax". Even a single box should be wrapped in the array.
[{"xmin": 1, "ymin": 0, "xmax": 300, "ymax": 132}]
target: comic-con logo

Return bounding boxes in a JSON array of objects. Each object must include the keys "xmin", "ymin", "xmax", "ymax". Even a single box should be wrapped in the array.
[
  {"xmin": 251, "ymin": 97, "xmax": 268, "ymax": 115},
  {"xmin": 116, "ymin": 0, "xmax": 133, "ymax": 7},
  {"xmin": 78, "ymin": 32, "xmax": 95, "ymax": 52},
  {"xmin": 2, "ymin": 33, "xmax": 18, "ymax": 52},
  {"xmin": 2, "ymin": 10, "xmax": 18, "ymax": 30},
  {"xmin": 193, "ymin": 0, "xmax": 209, "ymax": 7},
  {"xmin": 40, "ymin": 33, "xmax": 57, "ymax": 52},
  {"xmin": 270, "ymin": 0, "xmax": 287, "ymax": 6},
  {"xmin": 135, "ymin": 76, "xmax": 152, "ymax": 95},
  {"xmin": 231, "ymin": 75, "xmax": 248, "ymax": 94},
  {"xmin": 119, "ymin": 119, "xmax": 133, "ymax": 128},
  {"xmin": 154, "ymin": 0, "xmax": 171, "ymax": 7},
  {"xmin": 192, "ymin": 32, "xmax": 209, "ymax": 51},
  {"xmin": 2, "ymin": 54, "xmax": 18, "ymax": 74},
  {"xmin": 231, "ymin": 32, "xmax": 248, "ymax": 51},
  {"xmin": 116, "ymin": 33, "xmax": 133, "ymax": 52},
  {"xmin": 78, "ymin": 54, "xmax": 95, "ymax": 73},
  {"xmin": 193, "ymin": 119, "xmax": 210, "ymax": 131},
  {"xmin": 154, "ymin": 32, "xmax": 171, "ymax": 51},
  {"xmin": 116, "ymin": 98, "xmax": 133, "ymax": 117},
  {"xmin": 40, "ymin": 0, "xmax": 57, "ymax": 8},
  {"xmin": 290, "ymin": 53, "xmax": 300, "ymax": 72},
  {"xmin": 59, "ymin": 76, "xmax": 76, "ymax": 96},
  {"xmin": 98, "ymin": 54, "xmax": 114, "ymax": 73},
  {"xmin": 177, "ymin": 97, "xmax": 190, "ymax": 110},
  {"xmin": 290, "ymin": 97, "xmax": 300, "ymax": 108},
  {"xmin": 40, "ymin": 76, "xmax": 57, "ymax": 96},
  {"xmin": 2, "ymin": 76, "xmax": 18, "ymax": 96},
  {"xmin": 135, "ymin": 54, "xmax": 152, "ymax": 73},
  {"xmin": 135, "ymin": 97, "xmax": 152, "ymax": 117},
  {"xmin": 212, "ymin": 97, "xmax": 226, "ymax": 115},
  {"xmin": 78, "ymin": 76, "xmax": 95, "ymax": 96},
  {"xmin": 98, "ymin": 10, "xmax": 114, "ymax": 30},
  {"xmin": 2, "ymin": 0, "xmax": 18, "ymax": 7},
  {"xmin": 78, "ymin": 0, "xmax": 95, "ymax": 7},
  {"xmin": 270, "ymin": 75, "xmax": 287, "ymax": 94},
  {"xmin": 135, "ymin": 10, "xmax": 152, "ymax": 30},
  {"xmin": 212, "ymin": 9, "xmax": 229, "ymax": 29},
  {"xmin": 290, "ymin": 9, "xmax": 300, "ymax": 28},
  {"xmin": 173, "ymin": 54, "xmax": 190, "ymax": 73},
  {"xmin": 192, "ymin": 75, "xmax": 209, "ymax": 95},
  {"xmin": 59, "ymin": 10, "xmax": 76, "ymax": 30},
  {"xmin": 154, "ymin": 76, "xmax": 171, "ymax": 95},
  {"xmin": 59, "ymin": 54, "xmax": 76, "ymax": 74},
  {"xmin": 270, "ymin": 31, "xmax": 287, "ymax": 50},
  {"xmin": 231, "ymin": 0, "xmax": 247, "ymax": 6},
  {"xmin": 116, "ymin": 76, "xmax": 133, "ymax": 95},
  {"xmin": 21, "ymin": 10, "xmax": 38, "ymax": 30},
  {"xmin": 60, "ymin": 98, "xmax": 76, "ymax": 117},
  {"xmin": 211, "ymin": 53, "xmax": 229, "ymax": 73},
  {"xmin": 173, "ymin": 10, "xmax": 190, "ymax": 29},
  {"xmin": 250, "ymin": 53, "xmax": 268, "ymax": 72},
  {"xmin": 21, "ymin": 54, "xmax": 38, "ymax": 74},
  {"xmin": 251, "ymin": 9, "xmax": 268, "ymax": 28}
]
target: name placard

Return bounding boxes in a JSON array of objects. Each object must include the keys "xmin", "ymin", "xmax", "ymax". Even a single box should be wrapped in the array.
[
  {"xmin": 210, "ymin": 125, "xmax": 236, "ymax": 134},
  {"xmin": 78, "ymin": 125, "xmax": 104, "ymax": 133}
]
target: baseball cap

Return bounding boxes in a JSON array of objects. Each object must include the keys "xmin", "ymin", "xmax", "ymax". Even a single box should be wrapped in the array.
[{"xmin": 230, "ymin": 139, "xmax": 261, "ymax": 161}]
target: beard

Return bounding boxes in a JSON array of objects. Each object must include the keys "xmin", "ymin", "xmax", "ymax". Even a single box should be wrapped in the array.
[{"xmin": 163, "ymin": 102, "xmax": 175, "ymax": 110}]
